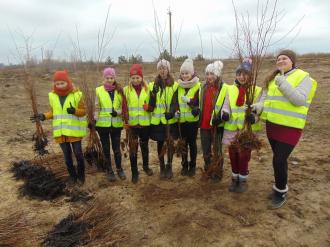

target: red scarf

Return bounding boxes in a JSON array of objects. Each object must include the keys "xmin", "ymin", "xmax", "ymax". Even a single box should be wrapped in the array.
[
  {"xmin": 236, "ymin": 85, "xmax": 246, "ymax": 106},
  {"xmin": 53, "ymin": 82, "xmax": 74, "ymax": 96}
]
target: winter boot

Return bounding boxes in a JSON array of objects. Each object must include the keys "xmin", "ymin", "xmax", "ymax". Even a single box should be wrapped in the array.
[
  {"xmin": 165, "ymin": 163, "xmax": 173, "ymax": 179},
  {"xmin": 130, "ymin": 154, "xmax": 139, "ymax": 184},
  {"xmin": 180, "ymin": 161, "xmax": 189, "ymax": 176},
  {"xmin": 160, "ymin": 162, "xmax": 166, "ymax": 179},
  {"xmin": 143, "ymin": 165, "xmax": 154, "ymax": 176},
  {"xmin": 117, "ymin": 168, "xmax": 126, "ymax": 180},
  {"xmin": 236, "ymin": 180, "xmax": 248, "ymax": 193},
  {"xmin": 228, "ymin": 176, "xmax": 239, "ymax": 192},
  {"xmin": 269, "ymin": 186, "xmax": 288, "ymax": 209},
  {"xmin": 188, "ymin": 161, "xmax": 196, "ymax": 177}
]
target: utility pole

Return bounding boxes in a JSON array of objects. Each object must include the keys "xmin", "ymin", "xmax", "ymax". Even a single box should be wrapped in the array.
[{"xmin": 168, "ymin": 8, "xmax": 173, "ymax": 61}]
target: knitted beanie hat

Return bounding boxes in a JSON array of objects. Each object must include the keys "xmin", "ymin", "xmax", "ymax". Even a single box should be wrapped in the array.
[
  {"xmin": 180, "ymin": 58, "xmax": 194, "ymax": 74},
  {"xmin": 103, "ymin": 67, "xmax": 116, "ymax": 78},
  {"xmin": 205, "ymin": 60, "xmax": 224, "ymax": 77},
  {"xmin": 235, "ymin": 58, "xmax": 252, "ymax": 75},
  {"xmin": 130, "ymin": 64, "xmax": 143, "ymax": 78},
  {"xmin": 277, "ymin": 49, "xmax": 296, "ymax": 67},
  {"xmin": 157, "ymin": 59, "xmax": 171, "ymax": 71}
]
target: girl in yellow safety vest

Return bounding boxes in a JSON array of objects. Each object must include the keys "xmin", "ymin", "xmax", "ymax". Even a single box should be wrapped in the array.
[
  {"xmin": 30, "ymin": 70, "xmax": 87, "ymax": 185},
  {"xmin": 253, "ymin": 50, "xmax": 317, "ymax": 209},
  {"xmin": 91, "ymin": 67, "xmax": 127, "ymax": 182},
  {"xmin": 124, "ymin": 64, "xmax": 153, "ymax": 184},
  {"xmin": 168, "ymin": 58, "xmax": 201, "ymax": 177},
  {"xmin": 148, "ymin": 59, "xmax": 178, "ymax": 179},
  {"xmin": 220, "ymin": 59, "xmax": 261, "ymax": 193},
  {"xmin": 200, "ymin": 60, "xmax": 227, "ymax": 181}
]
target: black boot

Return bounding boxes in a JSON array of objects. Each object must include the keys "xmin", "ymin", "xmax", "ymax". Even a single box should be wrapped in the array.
[
  {"xmin": 181, "ymin": 162, "xmax": 189, "ymax": 176},
  {"xmin": 165, "ymin": 163, "xmax": 173, "ymax": 179},
  {"xmin": 105, "ymin": 159, "xmax": 116, "ymax": 182},
  {"xmin": 188, "ymin": 161, "xmax": 196, "ymax": 177},
  {"xmin": 130, "ymin": 154, "xmax": 139, "ymax": 184},
  {"xmin": 117, "ymin": 168, "xmax": 126, "ymax": 180},
  {"xmin": 160, "ymin": 162, "xmax": 166, "ymax": 179},
  {"xmin": 228, "ymin": 177, "xmax": 239, "ymax": 192},
  {"xmin": 143, "ymin": 165, "xmax": 154, "ymax": 176},
  {"xmin": 236, "ymin": 179, "xmax": 248, "ymax": 193},
  {"xmin": 270, "ymin": 189, "xmax": 287, "ymax": 209},
  {"xmin": 132, "ymin": 172, "xmax": 139, "ymax": 184}
]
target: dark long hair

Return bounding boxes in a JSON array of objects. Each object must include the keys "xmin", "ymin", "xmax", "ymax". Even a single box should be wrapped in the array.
[{"xmin": 154, "ymin": 73, "xmax": 175, "ymax": 87}]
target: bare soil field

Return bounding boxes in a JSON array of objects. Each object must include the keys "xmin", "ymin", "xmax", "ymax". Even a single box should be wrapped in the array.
[{"xmin": 0, "ymin": 56, "xmax": 329, "ymax": 246}]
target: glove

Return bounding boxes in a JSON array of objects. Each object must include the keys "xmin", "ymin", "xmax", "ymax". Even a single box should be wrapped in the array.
[
  {"xmin": 251, "ymin": 102, "xmax": 263, "ymax": 115},
  {"xmin": 221, "ymin": 112, "xmax": 230, "ymax": 122},
  {"xmin": 181, "ymin": 95, "xmax": 191, "ymax": 103},
  {"xmin": 67, "ymin": 103, "xmax": 76, "ymax": 114},
  {"xmin": 246, "ymin": 113, "xmax": 256, "ymax": 124},
  {"xmin": 111, "ymin": 110, "xmax": 118, "ymax": 117},
  {"xmin": 174, "ymin": 110, "xmax": 180, "ymax": 118},
  {"xmin": 88, "ymin": 120, "xmax": 96, "ymax": 129},
  {"xmin": 30, "ymin": 113, "xmax": 45, "ymax": 122},
  {"xmin": 143, "ymin": 102, "xmax": 149, "ymax": 111},
  {"xmin": 191, "ymin": 108, "xmax": 200, "ymax": 117},
  {"xmin": 212, "ymin": 114, "xmax": 222, "ymax": 126},
  {"xmin": 275, "ymin": 75, "xmax": 286, "ymax": 87},
  {"xmin": 124, "ymin": 123, "xmax": 130, "ymax": 130},
  {"xmin": 152, "ymin": 84, "xmax": 159, "ymax": 94},
  {"xmin": 165, "ymin": 112, "xmax": 174, "ymax": 120}
]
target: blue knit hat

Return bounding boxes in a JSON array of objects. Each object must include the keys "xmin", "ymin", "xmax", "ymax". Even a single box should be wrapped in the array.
[{"xmin": 236, "ymin": 58, "xmax": 252, "ymax": 75}]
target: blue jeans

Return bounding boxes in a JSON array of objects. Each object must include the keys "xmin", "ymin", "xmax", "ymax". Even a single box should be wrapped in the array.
[{"xmin": 59, "ymin": 141, "xmax": 85, "ymax": 182}]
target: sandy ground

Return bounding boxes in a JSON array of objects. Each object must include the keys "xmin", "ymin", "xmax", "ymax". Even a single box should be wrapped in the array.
[{"xmin": 0, "ymin": 57, "xmax": 329, "ymax": 246}]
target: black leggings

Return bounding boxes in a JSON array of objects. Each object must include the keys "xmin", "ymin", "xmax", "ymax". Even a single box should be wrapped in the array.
[
  {"xmin": 96, "ymin": 127, "xmax": 122, "ymax": 171},
  {"xmin": 269, "ymin": 139, "xmax": 295, "ymax": 190},
  {"xmin": 180, "ymin": 122, "xmax": 198, "ymax": 166},
  {"xmin": 129, "ymin": 127, "xmax": 150, "ymax": 174},
  {"xmin": 59, "ymin": 141, "xmax": 85, "ymax": 180}
]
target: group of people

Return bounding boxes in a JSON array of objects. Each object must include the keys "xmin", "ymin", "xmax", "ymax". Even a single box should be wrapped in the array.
[{"xmin": 31, "ymin": 49, "xmax": 317, "ymax": 209}]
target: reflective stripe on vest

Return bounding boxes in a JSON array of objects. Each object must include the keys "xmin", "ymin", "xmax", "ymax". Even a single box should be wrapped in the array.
[
  {"xmin": 224, "ymin": 84, "xmax": 262, "ymax": 132},
  {"xmin": 177, "ymin": 82, "xmax": 200, "ymax": 123},
  {"xmin": 260, "ymin": 69, "xmax": 317, "ymax": 129},
  {"xmin": 49, "ymin": 91, "xmax": 87, "ymax": 138},
  {"xmin": 124, "ymin": 85, "xmax": 150, "ymax": 126},
  {"xmin": 95, "ymin": 86, "xmax": 124, "ymax": 128},
  {"xmin": 149, "ymin": 81, "xmax": 178, "ymax": 125},
  {"xmin": 210, "ymin": 83, "xmax": 228, "ymax": 127}
]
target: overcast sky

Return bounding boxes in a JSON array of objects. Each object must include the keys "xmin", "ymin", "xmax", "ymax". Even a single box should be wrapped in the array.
[{"xmin": 0, "ymin": 0, "xmax": 329, "ymax": 65}]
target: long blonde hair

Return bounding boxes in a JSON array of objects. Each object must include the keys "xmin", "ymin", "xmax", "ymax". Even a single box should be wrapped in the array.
[{"xmin": 263, "ymin": 69, "xmax": 280, "ymax": 89}]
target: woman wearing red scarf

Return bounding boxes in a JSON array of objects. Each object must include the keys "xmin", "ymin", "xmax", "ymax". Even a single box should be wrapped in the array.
[{"xmin": 31, "ymin": 70, "xmax": 87, "ymax": 185}]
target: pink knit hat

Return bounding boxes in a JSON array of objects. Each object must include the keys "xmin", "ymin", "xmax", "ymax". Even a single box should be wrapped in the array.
[{"xmin": 103, "ymin": 67, "xmax": 116, "ymax": 78}]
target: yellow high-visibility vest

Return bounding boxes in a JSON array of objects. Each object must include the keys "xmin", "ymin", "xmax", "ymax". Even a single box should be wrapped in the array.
[
  {"xmin": 124, "ymin": 85, "xmax": 150, "ymax": 126},
  {"xmin": 261, "ymin": 69, "xmax": 317, "ymax": 129},
  {"xmin": 95, "ymin": 86, "xmax": 124, "ymax": 128},
  {"xmin": 178, "ymin": 82, "xmax": 201, "ymax": 123},
  {"xmin": 149, "ymin": 81, "xmax": 178, "ymax": 125},
  {"xmin": 210, "ymin": 83, "xmax": 229, "ymax": 127},
  {"xmin": 224, "ymin": 84, "xmax": 262, "ymax": 132},
  {"xmin": 49, "ymin": 91, "xmax": 87, "ymax": 138}
]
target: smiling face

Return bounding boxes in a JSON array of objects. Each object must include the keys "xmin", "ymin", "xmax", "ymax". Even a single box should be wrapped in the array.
[
  {"xmin": 54, "ymin": 80, "xmax": 68, "ymax": 89},
  {"xmin": 158, "ymin": 66, "xmax": 169, "ymax": 79},
  {"xmin": 104, "ymin": 75, "xmax": 115, "ymax": 85},
  {"xmin": 180, "ymin": 71, "xmax": 193, "ymax": 81},
  {"xmin": 206, "ymin": 72, "xmax": 217, "ymax": 84},
  {"xmin": 130, "ymin": 75, "xmax": 143, "ymax": 86},
  {"xmin": 276, "ymin": 55, "xmax": 293, "ymax": 73},
  {"xmin": 236, "ymin": 71, "xmax": 250, "ymax": 85}
]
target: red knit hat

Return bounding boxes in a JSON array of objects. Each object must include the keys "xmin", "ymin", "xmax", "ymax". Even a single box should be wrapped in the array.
[
  {"xmin": 130, "ymin": 64, "xmax": 143, "ymax": 78},
  {"xmin": 53, "ymin": 70, "xmax": 71, "ymax": 83}
]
